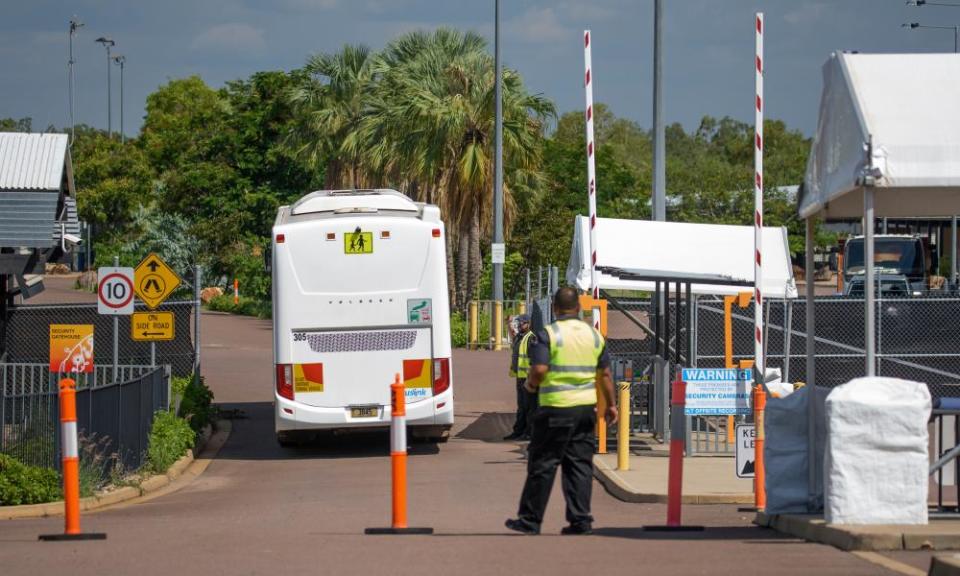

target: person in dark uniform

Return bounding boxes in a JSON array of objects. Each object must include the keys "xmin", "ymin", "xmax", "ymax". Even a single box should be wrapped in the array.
[
  {"xmin": 505, "ymin": 314, "xmax": 536, "ymax": 440},
  {"xmin": 505, "ymin": 287, "xmax": 617, "ymax": 535}
]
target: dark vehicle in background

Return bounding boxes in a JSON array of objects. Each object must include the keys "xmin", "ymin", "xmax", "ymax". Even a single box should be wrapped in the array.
[
  {"xmin": 844, "ymin": 273, "xmax": 918, "ymax": 298},
  {"xmin": 843, "ymin": 235, "xmax": 927, "ymax": 295}
]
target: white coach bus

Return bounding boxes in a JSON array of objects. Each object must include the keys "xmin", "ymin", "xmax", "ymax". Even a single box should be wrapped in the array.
[{"xmin": 271, "ymin": 189, "xmax": 453, "ymax": 445}]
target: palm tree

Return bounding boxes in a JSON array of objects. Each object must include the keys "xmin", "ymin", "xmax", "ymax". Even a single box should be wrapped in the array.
[
  {"xmin": 287, "ymin": 44, "xmax": 377, "ymax": 189},
  {"xmin": 287, "ymin": 29, "xmax": 554, "ymax": 309},
  {"xmin": 365, "ymin": 29, "xmax": 554, "ymax": 308}
]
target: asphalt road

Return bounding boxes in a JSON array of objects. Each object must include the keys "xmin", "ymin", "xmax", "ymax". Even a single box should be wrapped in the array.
[{"xmin": 0, "ymin": 282, "xmax": 904, "ymax": 575}]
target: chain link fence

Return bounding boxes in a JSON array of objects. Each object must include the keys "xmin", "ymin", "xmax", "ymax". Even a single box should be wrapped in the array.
[
  {"xmin": 599, "ymin": 291, "xmax": 960, "ymax": 454},
  {"xmin": 2, "ymin": 300, "xmax": 197, "ymax": 377}
]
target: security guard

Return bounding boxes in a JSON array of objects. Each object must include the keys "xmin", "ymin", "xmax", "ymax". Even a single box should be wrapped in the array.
[
  {"xmin": 505, "ymin": 314, "xmax": 536, "ymax": 440},
  {"xmin": 506, "ymin": 287, "xmax": 617, "ymax": 535}
]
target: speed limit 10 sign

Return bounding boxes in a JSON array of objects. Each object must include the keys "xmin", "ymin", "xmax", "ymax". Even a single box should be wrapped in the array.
[{"xmin": 98, "ymin": 267, "xmax": 135, "ymax": 315}]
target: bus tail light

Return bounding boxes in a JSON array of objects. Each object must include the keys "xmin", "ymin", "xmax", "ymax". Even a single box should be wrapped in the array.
[
  {"xmin": 433, "ymin": 358, "xmax": 450, "ymax": 395},
  {"xmin": 276, "ymin": 364, "xmax": 294, "ymax": 400}
]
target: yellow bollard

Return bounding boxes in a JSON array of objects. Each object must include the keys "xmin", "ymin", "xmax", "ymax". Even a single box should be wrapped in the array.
[
  {"xmin": 617, "ymin": 381, "xmax": 630, "ymax": 471},
  {"xmin": 518, "ymin": 301, "xmax": 526, "ymax": 315},
  {"xmin": 469, "ymin": 301, "xmax": 478, "ymax": 350},
  {"xmin": 596, "ymin": 385, "xmax": 608, "ymax": 454},
  {"xmin": 493, "ymin": 301, "xmax": 503, "ymax": 351}
]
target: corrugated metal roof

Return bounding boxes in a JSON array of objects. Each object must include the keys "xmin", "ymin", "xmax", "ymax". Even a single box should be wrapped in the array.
[
  {"xmin": 0, "ymin": 191, "xmax": 59, "ymax": 248},
  {"xmin": 0, "ymin": 132, "xmax": 69, "ymax": 191}
]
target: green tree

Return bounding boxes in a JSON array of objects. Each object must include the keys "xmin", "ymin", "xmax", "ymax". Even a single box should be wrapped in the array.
[{"xmin": 71, "ymin": 125, "xmax": 155, "ymax": 241}]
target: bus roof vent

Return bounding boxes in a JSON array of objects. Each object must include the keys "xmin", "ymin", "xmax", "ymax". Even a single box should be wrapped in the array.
[{"xmin": 291, "ymin": 189, "xmax": 418, "ymax": 216}]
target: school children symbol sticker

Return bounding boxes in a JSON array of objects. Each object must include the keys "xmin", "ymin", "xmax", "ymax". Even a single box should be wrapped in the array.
[{"xmin": 344, "ymin": 229, "xmax": 373, "ymax": 254}]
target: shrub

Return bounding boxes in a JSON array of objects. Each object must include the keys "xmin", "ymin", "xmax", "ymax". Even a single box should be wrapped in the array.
[
  {"xmin": 450, "ymin": 312, "xmax": 468, "ymax": 348},
  {"xmin": 170, "ymin": 374, "xmax": 192, "ymax": 413},
  {"xmin": 207, "ymin": 294, "xmax": 271, "ymax": 319},
  {"xmin": 178, "ymin": 376, "xmax": 215, "ymax": 435},
  {"xmin": 0, "ymin": 454, "xmax": 61, "ymax": 506},
  {"xmin": 78, "ymin": 433, "xmax": 119, "ymax": 498},
  {"xmin": 146, "ymin": 411, "xmax": 195, "ymax": 473}
]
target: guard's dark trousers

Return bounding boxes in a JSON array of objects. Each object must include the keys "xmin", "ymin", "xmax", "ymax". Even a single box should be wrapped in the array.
[
  {"xmin": 516, "ymin": 404, "xmax": 596, "ymax": 529},
  {"xmin": 512, "ymin": 379, "xmax": 538, "ymax": 437}
]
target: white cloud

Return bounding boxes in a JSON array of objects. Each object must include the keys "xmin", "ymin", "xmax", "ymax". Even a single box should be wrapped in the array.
[
  {"xmin": 506, "ymin": 6, "xmax": 569, "ymax": 44},
  {"xmin": 191, "ymin": 22, "xmax": 266, "ymax": 54},
  {"xmin": 784, "ymin": 3, "xmax": 828, "ymax": 25},
  {"xmin": 282, "ymin": 0, "xmax": 338, "ymax": 10}
]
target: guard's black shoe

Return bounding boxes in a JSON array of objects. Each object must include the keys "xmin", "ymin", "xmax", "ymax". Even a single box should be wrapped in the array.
[
  {"xmin": 560, "ymin": 524, "xmax": 593, "ymax": 535},
  {"xmin": 503, "ymin": 432, "xmax": 522, "ymax": 441},
  {"xmin": 505, "ymin": 518, "xmax": 540, "ymax": 535}
]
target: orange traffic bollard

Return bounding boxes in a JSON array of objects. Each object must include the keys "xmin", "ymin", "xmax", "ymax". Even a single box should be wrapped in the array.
[
  {"xmin": 753, "ymin": 384, "xmax": 767, "ymax": 511},
  {"xmin": 644, "ymin": 373, "xmax": 703, "ymax": 532},
  {"xmin": 596, "ymin": 384, "xmax": 608, "ymax": 454},
  {"xmin": 233, "ymin": 278, "xmax": 239, "ymax": 305},
  {"xmin": 39, "ymin": 379, "xmax": 106, "ymax": 541},
  {"xmin": 365, "ymin": 374, "xmax": 433, "ymax": 535}
]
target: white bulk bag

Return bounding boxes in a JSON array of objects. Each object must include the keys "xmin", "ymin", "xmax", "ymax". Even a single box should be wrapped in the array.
[{"xmin": 824, "ymin": 377, "xmax": 931, "ymax": 525}]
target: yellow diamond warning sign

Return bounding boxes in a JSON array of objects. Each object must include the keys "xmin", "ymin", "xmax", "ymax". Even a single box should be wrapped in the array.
[
  {"xmin": 134, "ymin": 253, "xmax": 181, "ymax": 309},
  {"xmin": 131, "ymin": 312, "xmax": 175, "ymax": 341}
]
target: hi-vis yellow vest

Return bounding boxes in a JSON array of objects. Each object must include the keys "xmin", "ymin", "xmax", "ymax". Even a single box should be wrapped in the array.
[
  {"xmin": 516, "ymin": 332, "xmax": 533, "ymax": 379},
  {"xmin": 540, "ymin": 319, "xmax": 604, "ymax": 408}
]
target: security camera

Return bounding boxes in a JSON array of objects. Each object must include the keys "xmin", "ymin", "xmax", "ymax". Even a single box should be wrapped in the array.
[{"xmin": 61, "ymin": 233, "xmax": 83, "ymax": 249}]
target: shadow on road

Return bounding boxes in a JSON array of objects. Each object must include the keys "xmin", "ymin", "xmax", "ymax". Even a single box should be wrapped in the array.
[
  {"xmin": 591, "ymin": 526, "xmax": 797, "ymax": 542},
  {"xmin": 212, "ymin": 401, "xmax": 440, "ymax": 461},
  {"xmin": 456, "ymin": 411, "xmax": 515, "ymax": 442}
]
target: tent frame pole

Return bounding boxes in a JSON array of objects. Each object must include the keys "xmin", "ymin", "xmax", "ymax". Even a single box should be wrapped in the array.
[
  {"xmin": 805, "ymin": 217, "xmax": 817, "ymax": 512},
  {"xmin": 864, "ymin": 186, "xmax": 876, "ymax": 377}
]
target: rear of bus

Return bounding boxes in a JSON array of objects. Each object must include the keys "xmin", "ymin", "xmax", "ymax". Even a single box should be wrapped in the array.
[{"xmin": 271, "ymin": 189, "xmax": 453, "ymax": 444}]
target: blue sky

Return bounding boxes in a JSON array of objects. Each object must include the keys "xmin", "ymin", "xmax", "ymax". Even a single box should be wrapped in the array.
[{"xmin": 0, "ymin": 0, "xmax": 955, "ymax": 137}]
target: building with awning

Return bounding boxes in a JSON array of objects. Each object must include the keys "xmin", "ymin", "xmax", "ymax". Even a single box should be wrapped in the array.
[{"xmin": 0, "ymin": 132, "xmax": 79, "ymax": 303}]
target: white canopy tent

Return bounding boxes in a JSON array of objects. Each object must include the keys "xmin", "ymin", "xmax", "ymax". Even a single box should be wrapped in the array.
[
  {"xmin": 566, "ymin": 215, "xmax": 797, "ymax": 298},
  {"xmin": 799, "ymin": 52, "xmax": 960, "ymax": 511}
]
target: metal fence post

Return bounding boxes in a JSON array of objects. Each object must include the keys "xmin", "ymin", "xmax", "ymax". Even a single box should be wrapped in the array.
[
  {"xmin": 194, "ymin": 265, "xmax": 202, "ymax": 385},
  {"xmin": 525, "ymin": 268, "xmax": 531, "ymax": 308}
]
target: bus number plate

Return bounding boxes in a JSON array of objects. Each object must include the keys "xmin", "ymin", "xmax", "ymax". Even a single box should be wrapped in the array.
[{"xmin": 350, "ymin": 406, "xmax": 378, "ymax": 419}]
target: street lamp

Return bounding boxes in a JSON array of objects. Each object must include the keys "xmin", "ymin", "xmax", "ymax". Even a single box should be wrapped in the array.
[
  {"xmin": 112, "ymin": 55, "xmax": 125, "ymax": 143},
  {"xmin": 902, "ymin": 22, "xmax": 960, "ymax": 53},
  {"xmin": 68, "ymin": 17, "xmax": 83, "ymax": 144},
  {"xmin": 95, "ymin": 36, "xmax": 115, "ymax": 136},
  {"xmin": 907, "ymin": 1, "xmax": 960, "ymax": 6}
]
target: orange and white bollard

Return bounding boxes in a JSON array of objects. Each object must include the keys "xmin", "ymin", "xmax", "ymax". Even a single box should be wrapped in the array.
[
  {"xmin": 365, "ymin": 374, "xmax": 433, "ymax": 535},
  {"xmin": 39, "ymin": 379, "xmax": 106, "ymax": 541},
  {"xmin": 233, "ymin": 278, "xmax": 239, "ymax": 305},
  {"xmin": 754, "ymin": 384, "xmax": 767, "ymax": 511},
  {"xmin": 645, "ymin": 373, "xmax": 703, "ymax": 532}
]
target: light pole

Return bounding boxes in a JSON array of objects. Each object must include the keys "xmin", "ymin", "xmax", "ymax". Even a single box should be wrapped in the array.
[
  {"xmin": 652, "ymin": 0, "xmax": 665, "ymax": 222},
  {"xmin": 902, "ymin": 22, "xmax": 959, "ymax": 52},
  {"xmin": 492, "ymin": 0, "xmax": 505, "ymax": 348},
  {"xmin": 68, "ymin": 17, "xmax": 83, "ymax": 144},
  {"xmin": 95, "ymin": 37, "xmax": 115, "ymax": 136},
  {"xmin": 907, "ymin": 1, "xmax": 960, "ymax": 6},
  {"xmin": 112, "ymin": 55, "xmax": 125, "ymax": 143}
]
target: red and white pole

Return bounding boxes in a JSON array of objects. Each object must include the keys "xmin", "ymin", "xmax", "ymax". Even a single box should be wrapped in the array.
[
  {"xmin": 584, "ymin": 30, "xmax": 601, "ymax": 330},
  {"xmin": 644, "ymin": 373, "xmax": 703, "ymax": 532},
  {"xmin": 754, "ymin": 12, "xmax": 765, "ymax": 382},
  {"xmin": 753, "ymin": 12, "xmax": 768, "ymax": 513}
]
